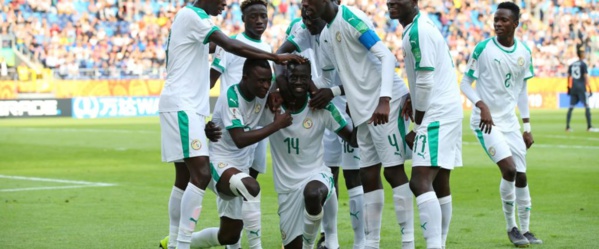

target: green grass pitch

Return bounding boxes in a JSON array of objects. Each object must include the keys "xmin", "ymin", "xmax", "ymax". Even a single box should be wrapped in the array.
[{"xmin": 1, "ymin": 110, "xmax": 598, "ymax": 248}]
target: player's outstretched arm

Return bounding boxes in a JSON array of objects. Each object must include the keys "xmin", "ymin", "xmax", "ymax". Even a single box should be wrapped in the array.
[
  {"xmin": 209, "ymin": 30, "xmax": 305, "ymax": 64},
  {"xmin": 228, "ymin": 110, "xmax": 292, "ymax": 148}
]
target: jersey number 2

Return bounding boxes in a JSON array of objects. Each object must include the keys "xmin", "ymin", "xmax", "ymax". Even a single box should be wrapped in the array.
[{"xmin": 504, "ymin": 73, "xmax": 512, "ymax": 88}]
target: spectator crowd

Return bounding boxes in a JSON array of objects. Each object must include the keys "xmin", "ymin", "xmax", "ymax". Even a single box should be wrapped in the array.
[{"xmin": 1, "ymin": 0, "xmax": 599, "ymax": 80}]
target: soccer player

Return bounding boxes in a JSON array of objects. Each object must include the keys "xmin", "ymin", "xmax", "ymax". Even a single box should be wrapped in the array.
[
  {"xmin": 303, "ymin": 1, "xmax": 414, "ymax": 248},
  {"xmin": 209, "ymin": 1, "xmax": 272, "ymax": 247},
  {"xmin": 188, "ymin": 59, "xmax": 292, "ymax": 249},
  {"xmin": 262, "ymin": 60, "xmax": 354, "ymax": 249},
  {"xmin": 566, "ymin": 48, "xmax": 598, "ymax": 132},
  {"xmin": 460, "ymin": 2, "xmax": 542, "ymax": 247},
  {"xmin": 158, "ymin": 0, "xmax": 302, "ymax": 248},
  {"xmin": 278, "ymin": 13, "xmax": 365, "ymax": 249},
  {"xmin": 389, "ymin": 0, "xmax": 463, "ymax": 248}
]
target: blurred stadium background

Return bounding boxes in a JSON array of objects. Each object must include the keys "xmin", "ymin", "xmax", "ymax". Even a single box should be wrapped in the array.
[{"xmin": 0, "ymin": 0, "xmax": 598, "ymax": 117}]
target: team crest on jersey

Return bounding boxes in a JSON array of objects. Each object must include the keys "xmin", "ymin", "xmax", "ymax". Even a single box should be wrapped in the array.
[
  {"xmin": 336, "ymin": 31, "xmax": 341, "ymax": 42},
  {"xmin": 517, "ymin": 57, "xmax": 525, "ymax": 67},
  {"xmin": 488, "ymin": 146, "xmax": 496, "ymax": 157},
  {"xmin": 191, "ymin": 139, "xmax": 202, "ymax": 150},
  {"xmin": 303, "ymin": 118, "xmax": 313, "ymax": 129},
  {"xmin": 254, "ymin": 103, "xmax": 261, "ymax": 113},
  {"xmin": 217, "ymin": 162, "xmax": 228, "ymax": 168}
]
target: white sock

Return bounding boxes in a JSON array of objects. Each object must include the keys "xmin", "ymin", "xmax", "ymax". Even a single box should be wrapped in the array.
[
  {"xmin": 243, "ymin": 194, "xmax": 262, "ymax": 249},
  {"xmin": 516, "ymin": 186, "xmax": 532, "ymax": 233},
  {"xmin": 392, "ymin": 183, "xmax": 415, "ymax": 244},
  {"xmin": 499, "ymin": 179, "xmax": 517, "ymax": 231},
  {"xmin": 438, "ymin": 196, "xmax": 452, "ymax": 248},
  {"xmin": 303, "ymin": 210, "xmax": 324, "ymax": 249},
  {"xmin": 177, "ymin": 183, "xmax": 205, "ymax": 249},
  {"xmin": 322, "ymin": 191, "xmax": 339, "ymax": 249},
  {"xmin": 348, "ymin": 186, "xmax": 365, "ymax": 249},
  {"xmin": 191, "ymin": 227, "xmax": 221, "ymax": 248},
  {"xmin": 363, "ymin": 189, "xmax": 384, "ymax": 249},
  {"xmin": 168, "ymin": 187, "xmax": 184, "ymax": 249},
  {"xmin": 416, "ymin": 191, "xmax": 442, "ymax": 249}
]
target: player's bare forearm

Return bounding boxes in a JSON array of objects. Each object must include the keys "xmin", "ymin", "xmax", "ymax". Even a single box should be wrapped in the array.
[
  {"xmin": 276, "ymin": 41, "xmax": 297, "ymax": 55},
  {"xmin": 210, "ymin": 31, "xmax": 277, "ymax": 61},
  {"xmin": 228, "ymin": 123, "xmax": 284, "ymax": 148},
  {"xmin": 336, "ymin": 125, "xmax": 357, "ymax": 148},
  {"xmin": 414, "ymin": 110, "xmax": 425, "ymax": 125},
  {"xmin": 210, "ymin": 69, "xmax": 221, "ymax": 89}
]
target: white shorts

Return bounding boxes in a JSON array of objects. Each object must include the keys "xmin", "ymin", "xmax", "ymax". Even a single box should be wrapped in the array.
[
  {"xmin": 323, "ymin": 120, "xmax": 361, "ymax": 170},
  {"xmin": 471, "ymin": 126, "xmax": 527, "ymax": 173},
  {"xmin": 160, "ymin": 111, "xmax": 209, "ymax": 163},
  {"xmin": 208, "ymin": 162, "xmax": 246, "ymax": 220},
  {"xmin": 412, "ymin": 119, "xmax": 463, "ymax": 169},
  {"xmin": 250, "ymin": 138, "xmax": 268, "ymax": 173},
  {"xmin": 357, "ymin": 97, "xmax": 411, "ymax": 168},
  {"xmin": 278, "ymin": 170, "xmax": 335, "ymax": 246}
]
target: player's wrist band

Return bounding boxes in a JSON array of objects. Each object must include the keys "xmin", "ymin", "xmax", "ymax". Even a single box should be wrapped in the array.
[
  {"xmin": 331, "ymin": 86, "xmax": 342, "ymax": 97},
  {"xmin": 523, "ymin": 123, "xmax": 531, "ymax": 133}
]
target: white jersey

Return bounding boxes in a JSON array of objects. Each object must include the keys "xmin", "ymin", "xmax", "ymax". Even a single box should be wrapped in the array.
[
  {"xmin": 464, "ymin": 36, "xmax": 534, "ymax": 131},
  {"xmin": 321, "ymin": 5, "xmax": 408, "ymax": 126},
  {"xmin": 287, "ymin": 21, "xmax": 347, "ymax": 116},
  {"xmin": 159, "ymin": 6, "xmax": 220, "ymax": 116},
  {"xmin": 260, "ymin": 98, "xmax": 347, "ymax": 193},
  {"xmin": 210, "ymin": 84, "xmax": 268, "ymax": 167},
  {"xmin": 402, "ymin": 13, "xmax": 462, "ymax": 123},
  {"xmin": 212, "ymin": 33, "xmax": 272, "ymax": 97}
]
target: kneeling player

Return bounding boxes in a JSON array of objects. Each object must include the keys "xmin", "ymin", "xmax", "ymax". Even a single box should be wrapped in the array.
[
  {"xmin": 262, "ymin": 60, "xmax": 356, "ymax": 249},
  {"xmin": 188, "ymin": 59, "xmax": 292, "ymax": 249}
]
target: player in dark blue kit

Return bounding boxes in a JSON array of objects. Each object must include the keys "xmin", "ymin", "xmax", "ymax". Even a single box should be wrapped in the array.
[{"xmin": 566, "ymin": 49, "xmax": 598, "ymax": 132}]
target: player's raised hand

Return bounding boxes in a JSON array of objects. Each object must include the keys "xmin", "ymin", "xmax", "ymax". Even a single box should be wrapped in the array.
[
  {"xmin": 204, "ymin": 121, "xmax": 222, "ymax": 142},
  {"xmin": 274, "ymin": 110, "xmax": 293, "ymax": 129},
  {"xmin": 267, "ymin": 89, "xmax": 283, "ymax": 112},
  {"xmin": 522, "ymin": 131, "xmax": 534, "ymax": 149},
  {"xmin": 273, "ymin": 53, "xmax": 306, "ymax": 65},
  {"xmin": 476, "ymin": 101, "xmax": 494, "ymax": 134},
  {"xmin": 405, "ymin": 130, "xmax": 416, "ymax": 150},
  {"xmin": 309, "ymin": 88, "xmax": 334, "ymax": 110},
  {"xmin": 401, "ymin": 95, "xmax": 414, "ymax": 122},
  {"xmin": 369, "ymin": 97, "xmax": 390, "ymax": 126}
]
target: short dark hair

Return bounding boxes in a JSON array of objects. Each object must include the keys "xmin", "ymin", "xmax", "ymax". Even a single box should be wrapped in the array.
[
  {"xmin": 497, "ymin": 2, "xmax": 520, "ymax": 22},
  {"xmin": 243, "ymin": 59, "xmax": 271, "ymax": 76},
  {"xmin": 286, "ymin": 58, "xmax": 311, "ymax": 72},
  {"xmin": 240, "ymin": 0, "xmax": 268, "ymax": 12}
]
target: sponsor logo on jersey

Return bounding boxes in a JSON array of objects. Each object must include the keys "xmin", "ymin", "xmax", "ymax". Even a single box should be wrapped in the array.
[
  {"xmin": 488, "ymin": 146, "xmax": 496, "ymax": 156},
  {"xmin": 303, "ymin": 118, "xmax": 313, "ymax": 129},
  {"xmin": 336, "ymin": 31, "xmax": 341, "ymax": 42},
  {"xmin": 518, "ymin": 57, "xmax": 525, "ymax": 67},
  {"xmin": 218, "ymin": 162, "xmax": 227, "ymax": 168},
  {"xmin": 191, "ymin": 139, "xmax": 202, "ymax": 150},
  {"xmin": 254, "ymin": 103, "xmax": 261, "ymax": 113}
]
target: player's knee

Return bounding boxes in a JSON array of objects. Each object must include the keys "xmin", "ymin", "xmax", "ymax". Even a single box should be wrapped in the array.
[
  {"xmin": 218, "ymin": 231, "xmax": 241, "ymax": 245},
  {"xmin": 498, "ymin": 159, "xmax": 517, "ymax": 181},
  {"xmin": 303, "ymin": 181, "xmax": 327, "ymax": 203},
  {"xmin": 229, "ymin": 173, "xmax": 260, "ymax": 201},
  {"xmin": 515, "ymin": 173, "xmax": 527, "ymax": 186}
]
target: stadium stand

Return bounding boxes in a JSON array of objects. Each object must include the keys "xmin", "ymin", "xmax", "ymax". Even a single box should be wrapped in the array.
[{"xmin": 0, "ymin": 0, "xmax": 598, "ymax": 80}]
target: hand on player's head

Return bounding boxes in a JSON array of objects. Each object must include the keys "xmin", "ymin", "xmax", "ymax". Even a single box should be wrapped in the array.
[{"xmin": 274, "ymin": 53, "xmax": 307, "ymax": 65}]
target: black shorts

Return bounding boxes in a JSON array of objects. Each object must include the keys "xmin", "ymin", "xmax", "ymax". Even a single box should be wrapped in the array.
[{"xmin": 570, "ymin": 91, "xmax": 588, "ymax": 107}]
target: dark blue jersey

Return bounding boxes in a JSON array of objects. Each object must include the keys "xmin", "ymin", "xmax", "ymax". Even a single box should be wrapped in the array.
[{"xmin": 568, "ymin": 60, "xmax": 588, "ymax": 92}]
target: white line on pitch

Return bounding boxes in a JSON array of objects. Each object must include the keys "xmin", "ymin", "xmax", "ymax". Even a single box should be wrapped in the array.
[
  {"xmin": 0, "ymin": 175, "xmax": 115, "ymax": 186},
  {"xmin": 0, "ymin": 185, "xmax": 111, "ymax": 192},
  {"xmin": 0, "ymin": 128, "xmax": 155, "ymax": 134},
  {"xmin": 463, "ymin": 141, "xmax": 599, "ymax": 150},
  {"xmin": 540, "ymin": 135, "xmax": 599, "ymax": 142}
]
